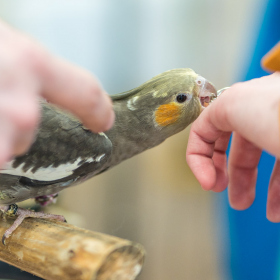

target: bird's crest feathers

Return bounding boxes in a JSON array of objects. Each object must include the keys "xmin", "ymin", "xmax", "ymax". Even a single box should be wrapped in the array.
[{"xmin": 110, "ymin": 68, "xmax": 197, "ymax": 101}]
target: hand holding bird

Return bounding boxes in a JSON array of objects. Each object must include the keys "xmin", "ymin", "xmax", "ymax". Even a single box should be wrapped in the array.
[{"xmin": 0, "ymin": 19, "xmax": 114, "ymax": 168}]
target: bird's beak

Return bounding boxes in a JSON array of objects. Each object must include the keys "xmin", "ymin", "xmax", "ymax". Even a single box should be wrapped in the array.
[{"xmin": 195, "ymin": 75, "xmax": 217, "ymax": 109}]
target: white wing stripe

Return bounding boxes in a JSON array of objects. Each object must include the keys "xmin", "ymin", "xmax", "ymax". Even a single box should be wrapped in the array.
[{"xmin": 0, "ymin": 154, "xmax": 105, "ymax": 181}]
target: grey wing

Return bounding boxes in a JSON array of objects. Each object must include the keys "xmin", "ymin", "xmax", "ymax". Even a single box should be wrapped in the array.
[{"xmin": 0, "ymin": 102, "xmax": 112, "ymax": 203}]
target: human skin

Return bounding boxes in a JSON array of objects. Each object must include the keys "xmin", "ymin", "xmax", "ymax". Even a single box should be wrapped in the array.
[
  {"xmin": 0, "ymin": 20, "xmax": 115, "ymax": 167},
  {"xmin": 186, "ymin": 73, "xmax": 280, "ymax": 222}
]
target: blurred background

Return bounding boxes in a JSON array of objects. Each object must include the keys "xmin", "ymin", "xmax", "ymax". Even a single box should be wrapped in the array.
[{"xmin": 0, "ymin": 0, "xmax": 277, "ymax": 279}]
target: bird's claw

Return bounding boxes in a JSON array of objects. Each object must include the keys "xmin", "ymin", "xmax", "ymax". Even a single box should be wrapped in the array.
[
  {"xmin": 0, "ymin": 204, "xmax": 66, "ymax": 245},
  {"xmin": 2, "ymin": 231, "xmax": 10, "ymax": 245}
]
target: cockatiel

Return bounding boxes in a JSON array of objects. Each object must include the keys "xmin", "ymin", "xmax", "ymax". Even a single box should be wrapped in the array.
[{"xmin": 0, "ymin": 68, "xmax": 217, "ymax": 244}]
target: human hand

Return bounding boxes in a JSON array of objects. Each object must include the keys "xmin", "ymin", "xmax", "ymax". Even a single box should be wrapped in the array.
[
  {"xmin": 0, "ymin": 20, "xmax": 114, "ymax": 166},
  {"xmin": 186, "ymin": 73, "xmax": 280, "ymax": 222}
]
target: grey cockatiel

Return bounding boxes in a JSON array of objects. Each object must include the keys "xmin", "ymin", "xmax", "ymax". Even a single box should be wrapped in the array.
[{"xmin": 0, "ymin": 68, "xmax": 217, "ymax": 244}]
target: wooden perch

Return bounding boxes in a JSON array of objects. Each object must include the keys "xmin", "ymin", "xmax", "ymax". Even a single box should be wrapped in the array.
[{"xmin": 0, "ymin": 217, "xmax": 145, "ymax": 280}]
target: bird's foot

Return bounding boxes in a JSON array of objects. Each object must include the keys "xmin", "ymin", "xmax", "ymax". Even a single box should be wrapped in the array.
[
  {"xmin": 0, "ymin": 204, "xmax": 66, "ymax": 245},
  {"xmin": 35, "ymin": 193, "xmax": 59, "ymax": 206}
]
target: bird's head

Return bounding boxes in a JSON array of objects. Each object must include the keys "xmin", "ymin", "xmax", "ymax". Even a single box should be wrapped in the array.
[{"xmin": 112, "ymin": 68, "xmax": 217, "ymax": 140}]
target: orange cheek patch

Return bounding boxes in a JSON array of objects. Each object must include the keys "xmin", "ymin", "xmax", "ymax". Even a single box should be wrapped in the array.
[{"xmin": 155, "ymin": 102, "xmax": 181, "ymax": 127}]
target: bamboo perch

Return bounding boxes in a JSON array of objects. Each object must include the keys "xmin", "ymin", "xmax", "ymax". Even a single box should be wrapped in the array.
[{"xmin": 0, "ymin": 217, "xmax": 145, "ymax": 280}]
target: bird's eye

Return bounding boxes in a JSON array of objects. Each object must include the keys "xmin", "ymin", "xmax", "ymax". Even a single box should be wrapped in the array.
[{"xmin": 176, "ymin": 93, "xmax": 189, "ymax": 103}]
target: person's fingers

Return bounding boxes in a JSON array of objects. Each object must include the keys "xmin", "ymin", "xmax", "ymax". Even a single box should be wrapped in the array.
[
  {"xmin": 228, "ymin": 132, "xmax": 262, "ymax": 210},
  {"xmin": 0, "ymin": 19, "xmax": 115, "ymax": 171},
  {"xmin": 36, "ymin": 54, "xmax": 114, "ymax": 133},
  {"xmin": 186, "ymin": 131, "xmax": 219, "ymax": 190},
  {"xmin": 1, "ymin": 20, "xmax": 114, "ymax": 133},
  {"xmin": 186, "ymin": 93, "xmax": 233, "ymax": 190},
  {"xmin": 186, "ymin": 112, "xmax": 225, "ymax": 190},
  {"xmin": 0, "ymin": 84, "xmax": 40, "ymax": 157},
  {"xmin": 0, "ymin": 118, "xmax": 14, "ymax": 166},
  {"xmin": 267, "ymin": 160, "xmax": 280, "ymax": 222},
  {"xmin": 211, "ymin": 132, "xmax": 231, "ymax": 192}
]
